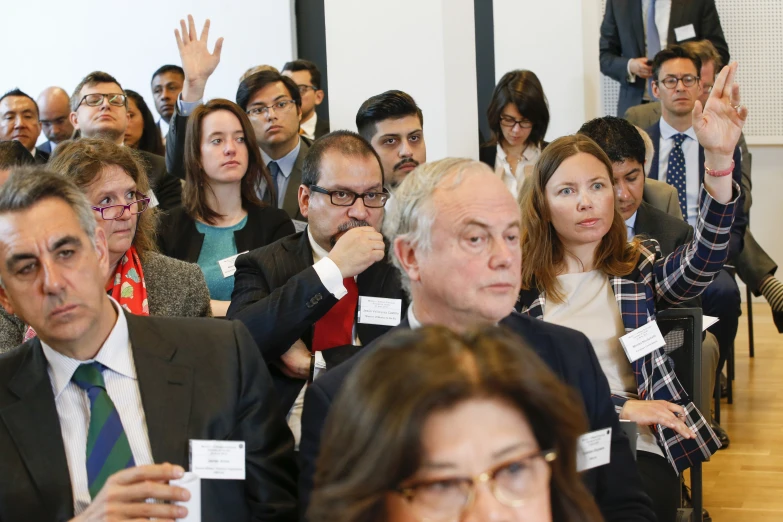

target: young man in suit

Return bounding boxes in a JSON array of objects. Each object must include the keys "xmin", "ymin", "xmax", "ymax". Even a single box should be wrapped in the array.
[
  {"xmin": 282, "ymin": 59, "xmax": 330, "ymax": 140},
  {"xmin": 36, "ymin": 86, "xmax": 75, "ymax": 155},
  {"xmin": 299, "ymin": 158, "xmax": 656, "ymax": 522},
  {"xmin": 167, "ymin": 16, "xmax": 309, "ymax": 221},
  {"xmin": 227, "ymin": 130, "xmax": 405, "ymax": 447},
  {"xmin": 600, "ymin": 0, "xmax": 729, "ymax": 116},
  {"xmin": 150, "ymin": 64, "xmax": 185, "ymax": 146},
  {"xmin": 0, "ymin": 89, "xmax": 48, "ymax": 164},
  {"xmin": 69, "ymin": 71, "xmax": 182, "ymax": 211},
  {"xmin": 0, "ymin": 170, "xmax": 297, "ymax": 522}
]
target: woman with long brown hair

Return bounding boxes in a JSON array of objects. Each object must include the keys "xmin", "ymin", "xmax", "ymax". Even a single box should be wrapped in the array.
[
  {"xmin": 309, "ymin": 325, "xmax": 604, "ymax": 522},
  {"xmin": 516, "ymin": 63, "xmax": 747, "ymax": 521}
]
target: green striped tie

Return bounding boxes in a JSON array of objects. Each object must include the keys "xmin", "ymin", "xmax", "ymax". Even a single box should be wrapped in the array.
[{"xmin": 72, "ymin": 362, "xmax": 136, "ymax": 499}]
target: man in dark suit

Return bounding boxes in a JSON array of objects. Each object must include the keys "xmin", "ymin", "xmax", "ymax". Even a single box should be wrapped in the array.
[
  {"xmin": 0, "ymin": 170, "xmax": 297, "ymax": 522},
  {"xmin": 37, "ymin": 86, "xmax": 75, "ymax": 156},
  {"xmin": 69, "ymin": 71, "xmax": 182, "ymax": 211},
  {"xmin": 167, "ymin": 16, "xmax": 309, "ymax": 221},
  {"xmin": 227, "ymin": 130, "xmax": 405, "ymax": 448},
  {"xmin": 282, "ymin": 59, "xmax": 330, "ymax": 140},
  {"xmin": 600, "ymin": 0, "xmax": 729, "ymax": 116},
  {"xmin": 0, "ymin": 89, "xmax": 48, "ymax": 164},
  {"xmin": 299, "ymin": 158, "xmax": 656, "ymax": 522},
  {"xmin": 150, "ymin": 64, "xmax": 185, "ymax": 146}
]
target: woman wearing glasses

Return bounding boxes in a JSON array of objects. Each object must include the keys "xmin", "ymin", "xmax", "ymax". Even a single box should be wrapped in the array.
[
  {"xmin": 157, "ymin": 99, "xmax": 295, "ymax": 317},
  {"xmin": 309, "ymin": 326, "xmax": 603, "ymax": 522},
  {"xmin": 480, "ymin": 70, "xmax": 550, "ymax": 197}
]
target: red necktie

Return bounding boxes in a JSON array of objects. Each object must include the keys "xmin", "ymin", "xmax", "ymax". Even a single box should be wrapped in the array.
[{"xmin": 312, "ymin": 277, "xmax": 359, "ymax": 351}]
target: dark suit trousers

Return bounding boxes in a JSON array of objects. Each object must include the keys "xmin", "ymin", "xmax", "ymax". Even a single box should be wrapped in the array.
[
  {"xmin": 702, "ymin": 269, "xmax": 741, "ymax": 375},
  {"xmin": 737, "ymin": 231, "xmax": 778, "ymax": 294},
  {"xmin": 637, "ymin": 452, "xmax": 679, "ymax": 522}
]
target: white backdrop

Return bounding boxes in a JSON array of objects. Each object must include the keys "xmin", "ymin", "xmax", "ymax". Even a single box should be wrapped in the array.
[{"xmin": 1, "ymin": 0, "xmax": 297, "ymax": 144}]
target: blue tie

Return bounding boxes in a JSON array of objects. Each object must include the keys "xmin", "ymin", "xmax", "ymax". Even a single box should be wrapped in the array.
[
  {"xmin": 646, "ymin": 0, "xmax": 661, "ymax": 98},
  {"xmin": 268, "ymin": 161, "xmax": 281, "ymax": 207},
  {"xmin": 666, "ymin": 133, "xmax": 689, "ymax": 221}
]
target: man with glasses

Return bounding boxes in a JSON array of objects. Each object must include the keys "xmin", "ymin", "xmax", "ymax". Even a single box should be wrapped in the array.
[
  {"xmin": 0, "ymin": 89, "xmax": 47, "ymax": 164},
  {"xmin": 69, "ymin": 71, "xmax": 182, "ymax": 211},
  {"xmin": 282, "ymin": 59, "xmax": 330, "ymax": 140},
  {"xmin": 166, "ymin": 16, "xmax": 310, "ymax": 220},
  {"xmin": 227, "ymin": 130, "xmax": 406, "ymax": 447},
  {"xmin": 36, "ymin": 87, "xmax": 75, "ymax": 155}
]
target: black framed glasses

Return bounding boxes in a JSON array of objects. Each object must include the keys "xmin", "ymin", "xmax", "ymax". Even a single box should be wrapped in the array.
[
  {"xmin": 297, "ymin": 85, "xmax": 319, "ymax": 94},
  {"xmin": 499, "ymin": 115, "xmax": 533, "ymax": 129},
  {"xmin": 246, "ymin": 99, "xmax": 297, "ymax": 117},
  {"xmin": 78, "ymin": 93, "xmax": 128, "ymax": 108},
  {"xmin": 92, "ymin": 195, "xmax": 151, "ymax": 220},
  {"xmin": 309, "ymin": 185, "xmax": 389, "ymax": 208},
  {"xmin": 655, "ymin": 75, "xmax": 700, "ymax": 89},
  {"xmin": 394, "ymin": 449, "xmax": 556, "ymax": 522}
]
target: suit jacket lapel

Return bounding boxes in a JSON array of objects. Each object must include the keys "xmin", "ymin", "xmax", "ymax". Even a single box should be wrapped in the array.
[
  {"xmin": 127, "ymin": 313, "xmax": 194, "ymax": 467},
  {"xmin": 1, "ymin": 342, "xmax": 74, "ymax": 519},
  {"xmin": 283, "ymin": 141, "xmax": 308, "ymax": 220}
]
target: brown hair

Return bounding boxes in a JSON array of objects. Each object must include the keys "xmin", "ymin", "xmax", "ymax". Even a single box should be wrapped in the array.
[
  {"xmin": 518, "ymin": 134, "xmax": 640, "ymax": 302},
  {"xmin": 48, "ymin": 139, "xmax": 158, "ymax": 260},
  {"xmin": 309, "ymin": 326, "xmax": 604, "ymax": 522},
  {"xmin": 183, "ymin": 99, "xmax": 270, "ymax": 225},
  {"xmin": 681, "ymin": 40, "xmax": 723, "ymax": 70}
]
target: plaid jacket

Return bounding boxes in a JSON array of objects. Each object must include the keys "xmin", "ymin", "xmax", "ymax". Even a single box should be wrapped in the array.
[{"xmin": 517, "ymin": 184, "xmax": 740, "ymax": 474}]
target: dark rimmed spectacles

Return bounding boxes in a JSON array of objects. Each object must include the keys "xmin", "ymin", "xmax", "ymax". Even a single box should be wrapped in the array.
[
  {"xmin": 246, "ymin": 99, "xmax": 297, "ymax": 117},
  {"xmin": 309, "ymin": 185, "xmax": 389, "ymax": 208},
  {"xmin": 297, "ymin": 85, "xmax": 319, "ymax": 94},
  {"xmin": 92, "ymin": 196, "xmax": 151, "ymax": 220},
  {"xmin": 499, "ymin": 115, "xmax": 533, "ymax": 129},
  {"xmin": 78, "ymin": 93, "xmax": 128, "ymax": 108},
  {"xmin": 655, "ymin": 75, "xmax": 700, "ymax": 89}
]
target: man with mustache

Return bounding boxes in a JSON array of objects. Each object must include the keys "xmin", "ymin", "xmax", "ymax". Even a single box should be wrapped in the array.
[
  {"xmin": 227, "ymin": 130, "xmax": 407, "ymax": 446},
  {"xmin": 356, "ymin": 90, "xmax": 426, "ymax": 188}
]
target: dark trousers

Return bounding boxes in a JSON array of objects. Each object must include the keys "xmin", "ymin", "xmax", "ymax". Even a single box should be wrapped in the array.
[
  {"xmin": 702, "ymin": 268, "xmax": 741, "ymax": 376},
  {"xmin": 638, "ymin": 451, "xmax": 680, "ymax": 522}
]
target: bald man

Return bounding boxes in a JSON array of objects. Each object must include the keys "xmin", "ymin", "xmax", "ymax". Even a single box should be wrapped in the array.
[{"xmin": 36, "ymin": 86, "xmax": 74, "ymax": 155}]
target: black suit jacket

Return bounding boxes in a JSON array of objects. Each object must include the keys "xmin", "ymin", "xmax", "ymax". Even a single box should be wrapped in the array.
[
  {"xmin": 36, "ymin": 141, "xmax": 53, "ymax": 156},
  {"xmin": 635, "ymin": 200, "xmax": 693, "ymax": 257},
  {"xmin": 136, "ymin": 149, "xmax": 182, "ymax": 212},
  {"xmin": 33, "ymin": 148, "xmax": 49, "ymax": 164},
  {"xmin": 157, "ymin": 204, "xmax": 296, "ymax": 263},
  {"xmin": 299, "ymin": 314, "xmax": 655, "ymax": 522},
  {"xmin": 600, "ymin": 0, "xmax": 730, "ymax": 115},
  {"xmin": 646, "ymin": 121, "xmax": 746, "ymax": 261},
  {"xmin": 0, "ymin": 313, "xmax": 297, "ymax": 522},
  {"xmin": 226, "ymin": 231, "xmax": 407, "ymax": 412},
  {"xmin": 313, "ymin": 118, "xmax": 330, "ymax": 139}
]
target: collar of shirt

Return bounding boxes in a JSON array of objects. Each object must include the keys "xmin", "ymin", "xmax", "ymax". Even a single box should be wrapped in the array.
[
  {"xmin": 300, "ymin": 112, "xmax": 318, "ymax": 140},
  {"xmin": 495, "ymin": 142, "xmax": 539, "ymax": 164},
  {"xmin": 407, "ymin": 303, "xmax": 422, "ymax": 329},
  {"xmin": 307, "ymin": 224, "xmax": 330, "ymax": 264},
  {"xmin": 261, "ymin": 138, "xmax": 302, "ymax": 179},
  {"xmin": 624, "ymin": 210, "xmax": 638, "ymax": 241},
  {"xmin": 158, "ymin": 118, "xmax": 170, "ymax": 137},
  {"xmin": 41, "ymin": 297, "xmax": 134, "ymax": 399},
  {"xmin": 659, "ymin": 117, "xmax": 697, "ymax": 143}
]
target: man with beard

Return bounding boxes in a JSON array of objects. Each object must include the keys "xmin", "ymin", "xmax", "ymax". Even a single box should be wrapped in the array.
[
  {"xmin": 356, "ymin": 90, "xmax": 426, "ymax": 188},
  {"xmin": 227, "ymin": 131, "xmax": 407, "ymax": 446}
]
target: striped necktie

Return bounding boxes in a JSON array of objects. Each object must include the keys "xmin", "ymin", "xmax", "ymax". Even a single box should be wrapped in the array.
[
  {"xmin": 72, "ymin": 362, "xmax": 135, "ymax": 499},
  {"xmin": 665, "ymin": 133, "xmax": 689, "ymax": 220}
]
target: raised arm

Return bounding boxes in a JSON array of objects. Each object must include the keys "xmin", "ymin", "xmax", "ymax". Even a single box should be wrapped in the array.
[{"xmin": 175, "ymin": 14, "xmax": 223, "ymax": 102}]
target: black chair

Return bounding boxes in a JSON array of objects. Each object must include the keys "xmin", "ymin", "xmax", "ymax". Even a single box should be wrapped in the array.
[{"xmin": 658, "ymin": 308, "xmax": 705, "ymax": 522}]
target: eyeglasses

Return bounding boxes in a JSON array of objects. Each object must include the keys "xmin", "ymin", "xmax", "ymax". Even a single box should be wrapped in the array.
[
  {"xmin": 655, "ymin": 75, "xmax": 700, "ymax": 89},
  {"xmin": 78, "ymin": 93, "xmax": 128, "ymax": 108},
  {"xmin": 246, "ymin": 99, "xmax": 297, "ymax": 117},
  {"xmin": 297, "ymin": 85, "xmax": 319, "ymax": 94},
  {"xmin": 394, "ymin": 449, "xmax": 556, "ymax": 522},
  {"xmin": 309, "ymin": 185, "xmax": 389, "ymax": 208},
  {"xmin": 92, "ymin": 195, "xmax": 151, "ymax": 220},
  {"xmin": 499, "ymin": 115, "xmax": 533, "ymax": 129}
]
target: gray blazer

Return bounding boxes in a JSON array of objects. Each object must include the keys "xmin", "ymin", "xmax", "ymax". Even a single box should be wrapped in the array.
[{"xmin": 0, "ymin": 252, "xmax": 211, "ymax": 353}]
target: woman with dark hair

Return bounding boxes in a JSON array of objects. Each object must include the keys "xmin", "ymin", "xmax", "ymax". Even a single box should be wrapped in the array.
[
  {"xmin": 310, "ymin": 326, "xmax": 604, "ymax": 522},
  {"xmin": 124, "ymin": 89, "xmax": 165, "ymax": 156},
  {"xmin": 157, "ymin": 98, "xmax": 294, "ymax": 317},
  {"xmin": 480, "ymin": 69, "xmax": 550, "ymax": 197},
  {"xmin": 515, "ymin": 64, "xmax": 747, "ymax": 522}
]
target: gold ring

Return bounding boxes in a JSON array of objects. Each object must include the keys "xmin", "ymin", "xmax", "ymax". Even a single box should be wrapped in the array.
[{"xmin": 732, "ymin": 104, "xmax": 741, "ymax": 110}]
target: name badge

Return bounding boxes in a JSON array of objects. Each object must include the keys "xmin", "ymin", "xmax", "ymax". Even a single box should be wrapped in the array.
[
  {"xmin": 619, "ymin": 320, "xmax": 665, "ymax": 363},
  {"xmin": 674, "ymin": 24, "xmax": 696, "ymax": 42},
  {"xmin": 292, "ymin": 220, "xmax": 308, "ymax": 233},
  {"xmin": 170, "ymin": 472, "xmax": 201, "ymax": 521},
  {"xmin": 576, "ymin": 428, "xmax": 612, "ymax": 472},
  {"xmin": 217, "ymin": 251, "xmax": 249, "ymax": 278},
  {"xmin": 189, "ymin": 440, "xmax": 246, "ymax": 480},
  {"xmin": 357, "ymin": 296, "xmax": 402, "ymax": 326}
]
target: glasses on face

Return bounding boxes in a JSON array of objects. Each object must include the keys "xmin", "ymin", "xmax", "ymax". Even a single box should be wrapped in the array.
[
  {"xmin": 78, "ymin": 93, "xmax": 128, "ymax": 108},
  {"xmin": 394, "ymin": 449, "xmax": 556, "ymax": 522},
  {"xmin": 656, "ymin": 75, "xmax": 700, "ymax": 89},
  {"xmin": 246, "ymin": 99, "xmax": 297, "ymax": 117},
  {"xmin": 309, "ymin": 185, "xmax": 389, "ymax": 208},
  {"xmin": 297, "ymin": 85, "xmax": 318, "ymax": 94},
  {"xmin": 499, "ymin": 115, "xmax": 533, "ymax": 130},
  {"xmin": 92, "ymin": 195, "xmax": 150, "ymax": 220}
]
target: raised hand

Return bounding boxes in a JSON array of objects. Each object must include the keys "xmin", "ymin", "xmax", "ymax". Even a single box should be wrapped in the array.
[
  {"xmin": 693, "ymin": 62, "xmax": 748, "ymax": 158},
  {"xmin": 175, "ymin": 14, "xmax": 224, "ymax": 101}
]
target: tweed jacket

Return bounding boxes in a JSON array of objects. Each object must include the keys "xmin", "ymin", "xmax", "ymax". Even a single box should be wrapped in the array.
[
  {"xmin": 0, "ymin": 251, "xmax": 211, "ymax": 353},
  {"xmin": 517, "ymin": 184, "xmax": 739, "ymax": 473}
]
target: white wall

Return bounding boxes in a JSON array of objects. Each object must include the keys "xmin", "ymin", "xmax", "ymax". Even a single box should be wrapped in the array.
[
  {"xmin": 1, "ymin": 1, "xmax": 296, "ymax": 144},
  {"xmin": 323, "ymin": 0, "xmax": 478, "ymax": 160}
]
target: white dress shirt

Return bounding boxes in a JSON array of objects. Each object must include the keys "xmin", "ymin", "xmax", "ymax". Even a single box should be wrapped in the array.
[
  {"xmin": 158, "ymin": 118, "xmax": 170, "ymax": 146},
  {"xmin": 260, "ymin": 140, "xmax": 302, "ymax": 209},
  {"xmin": 658, "ymin": 118, "xmax": 699, "ymax": 227},
  {"xmin": 624, "ymin": 210, "xmax": 638, "ymax": 241},
  {"xmin": 42, "ymin": 298, "xmax": 154, "ymax": 515},
  {"xmin": 493, "ymin": 143, "xmax": 541, "ymax": 197},
  {"xmin": 300, "ymin": 112, "xmax": 318, "ymax": 140}
]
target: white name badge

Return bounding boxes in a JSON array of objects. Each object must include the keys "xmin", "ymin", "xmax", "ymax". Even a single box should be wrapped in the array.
[
  {"xmin": 189, "ymin": 440, "xmax": 246, "ymax": 480},
  {"xmin": 357, "ymin": 296, "xmax": 402, "ymax": 326},
  {"xmin": 170, "ymin": 472, "xmax": 201, "ymax": 522},
  {"xmin": 619, "ymin": 320, "xmax": 666, "ymax": 363},
  {"xmin": 703, "ymin": 315, "xmax": 719, "ymax": 331},
  {"xmin": 292, "ymin": 220, "xmax": 308, "ymax": 233},
  {"xmin": 217, "ymin": 251, "xmax": 249, "ymax": 278},
  {"xmin": 576, "ymin": 428, "xmax": 612, "ymax": 472},
  {"xmin": 674, "ymin": 23, "xmax": 696, "ymax": 42}
]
